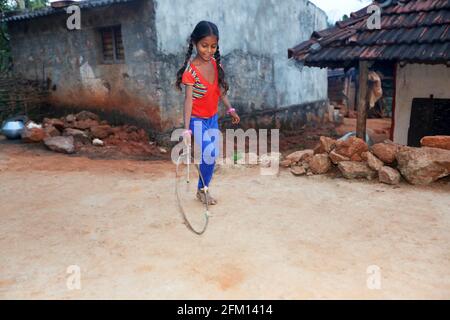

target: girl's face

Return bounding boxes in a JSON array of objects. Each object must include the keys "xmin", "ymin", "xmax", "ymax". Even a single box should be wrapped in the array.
[{"xmin": 195, "ymin": 35, "xmax": 218, "ymax": 62}]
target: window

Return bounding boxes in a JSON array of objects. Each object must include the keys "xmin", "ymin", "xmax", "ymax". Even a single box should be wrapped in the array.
[{"xmin": 100, "ymin": 25, "xmax": 125, "ymax": 63}]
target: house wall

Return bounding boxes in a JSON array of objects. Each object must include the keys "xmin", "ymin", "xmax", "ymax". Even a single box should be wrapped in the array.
[
  {"xmin": 155, "ymin": 0, "xmax": 328, "ymax": 125},
  {"xmin": 7, "ymin": 0, "xmax": 328, "ymax": 134},
  {"xmin": 8, "ymin": 0, "xmax": 163, "ymax": 130},
  {"xmin": 394, "ymin": 63, "xmax": 450, "ymax": 145}
]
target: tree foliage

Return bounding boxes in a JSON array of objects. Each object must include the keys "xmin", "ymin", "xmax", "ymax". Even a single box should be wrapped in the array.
[{"xmin": 1, "ymin": 0, "xmax": 49, "ymax": 72}]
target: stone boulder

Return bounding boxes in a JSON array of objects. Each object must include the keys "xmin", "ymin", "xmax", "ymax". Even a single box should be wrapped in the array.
[
  {"xmin": 396, "ymin": 147, "xmax": 450, "ymax": 185},
  {"xmin": 90, "ymin": 125, "xmax": 113, "ymax": 139},
  {"xmin": 44, "ymin": 125, "xmax": 61, "ymax": 138},
  {"xmin": 366, "ymin": 151, "xmax": 384, "ymax": 171},
  {"xmin": 361, "ymin": 152, "xmax": 369, "ymax": 161},
  {"xmin": 334, "ymin": 137, "xmax": 368, "ymax": 159},
  {"xmin": 44, "ymin": 136, "xmax": 75, "ymax": 154},
  {"xmin": 313, "ymin": 136, "xmax": 336, "ymax": 154},
  {"xmin": 281, "ymin": 159, "xmax": 293, "ymax": 168},
  {"xmin": 350, "ymin": 153, "xmax": 364, "ymax": 162},
  {"xmin": 43, "ymin": 118, "xmax": 65, "ymax": 131},
  {"xmin": 379, "ymin": 166, "xmax": 401, "ymax": 185},
  {"xmin": 21, "ymin": 127, "xmax": 45, "ymax": 143},
  {"xmin": 285, "ymin": 149, "xmax": 314, "ymax": 164},
  {"xmin": 290, "ymin": 165, "xmax": 306, "ymax": 176},
  {"xmin": 63, "ymin": 128, "xmax": 90, "ymax": 145},
  {"xmin": 65, "ymin": 114, "xmax": 76, "ymax": 123},
  {"xmin": 371, "ymin": 143, "xmax": 399, "ymax": 164},
  {"xmin": 309, "ymin": 154, "xmax": 331, "ymax": 174},
  {"xmin": 76, "ymin": 111, "xmax": 100, "ymax": 122},
  {"xmin": 420, "ymin": 136, "xmax": 450, "ymax": 151},
  {"xmin": 329, "ymin": 150, "xmax": 350, "ymax": 164},
  {"xmin": 338, "ymin": 161, "xmax": 377, "ymax": 180},
  {"xmin": 72, "ymin": 119, "xmax": 99, "ymax": 131}
]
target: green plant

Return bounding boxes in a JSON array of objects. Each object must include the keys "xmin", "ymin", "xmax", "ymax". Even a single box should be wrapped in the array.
[{"xmin": 1, "ymin": 0, "xmax": 49, "ymax": 121}]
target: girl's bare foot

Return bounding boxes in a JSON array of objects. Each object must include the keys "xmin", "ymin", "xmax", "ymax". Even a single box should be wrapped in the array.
[{"xmin": 196, "ymin": 188, "xmax": 217, "ymax": 205}]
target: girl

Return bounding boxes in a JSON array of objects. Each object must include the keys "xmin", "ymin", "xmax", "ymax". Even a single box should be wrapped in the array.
[{"xmin": 176, "ymin": 21, "xmax": 240, "ymax": 206}]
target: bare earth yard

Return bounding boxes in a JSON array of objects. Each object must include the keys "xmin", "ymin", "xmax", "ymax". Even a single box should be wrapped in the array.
[{"xmin": 0, "ymin": 139, "xmax": 449, "ymax": 299}]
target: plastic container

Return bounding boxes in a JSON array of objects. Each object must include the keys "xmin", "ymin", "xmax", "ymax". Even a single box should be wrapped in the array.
[{"xmin": 1, "ymin": 115, "xmax": 28, "ymax": 140}]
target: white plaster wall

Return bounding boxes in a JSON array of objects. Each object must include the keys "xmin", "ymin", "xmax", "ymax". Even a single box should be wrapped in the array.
[
  {"xmin": 394, "ymin": 63, "xmax": 450, "ymax": 145},
  {"xmin": 154, "ymin": 0, "xmax": 328, "ymax": 106}
]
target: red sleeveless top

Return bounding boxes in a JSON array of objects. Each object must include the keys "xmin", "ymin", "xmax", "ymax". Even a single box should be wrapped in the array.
[{"xmin": 182, "ymin": 58, "xmax": 221, "ymax": 118}]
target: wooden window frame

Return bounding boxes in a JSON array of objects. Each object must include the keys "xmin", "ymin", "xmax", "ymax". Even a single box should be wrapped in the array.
[{"xmin": 99, "ymin": 25, "xmax": 125, "ymax": 64}]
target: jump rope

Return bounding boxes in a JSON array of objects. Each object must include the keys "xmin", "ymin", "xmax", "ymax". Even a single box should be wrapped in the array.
[
  {"xmin": 175, "ymin": 143, "xmax": 211, "ymax": 235},
  {"xmin": 175, "ymin": 112, "xmax": 237, "ymax": 235}
]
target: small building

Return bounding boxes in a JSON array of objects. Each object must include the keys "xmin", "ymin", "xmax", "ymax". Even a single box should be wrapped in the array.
[
  {"xmin": 289, "ymin": 0, "xmax": 450, "ymax": 146},
  {"xmin": 2, "ymin": 0, "xmax": 329, "ymax": 135}
]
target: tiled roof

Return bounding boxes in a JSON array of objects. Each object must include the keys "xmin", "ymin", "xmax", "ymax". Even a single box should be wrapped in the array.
[
  {"xmin": 1, "ymin": 0, "xmax": 136, "ymax": 22},
  {"xmin": 288, "ymin": 0, "xmax": 450, "ymax": 67}
]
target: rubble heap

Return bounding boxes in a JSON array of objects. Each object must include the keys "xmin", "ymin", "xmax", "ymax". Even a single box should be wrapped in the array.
[
  {"xmin": 282, "ymin": 135, "xmax": 450, "ymax": 185},
  {"xmin": 20, "ymin": 111, "xmax": 167, "ymax": 159}
]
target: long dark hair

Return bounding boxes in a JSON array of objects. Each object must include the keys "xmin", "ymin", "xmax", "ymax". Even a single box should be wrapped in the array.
[{"xmin": 176, "ymin": 21, "xmax": 229, "ymax": 94}]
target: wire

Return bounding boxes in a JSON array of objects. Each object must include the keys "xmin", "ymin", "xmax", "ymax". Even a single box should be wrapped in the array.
[{"xmin": 175, "ymin": 147, "xmax": 210, "ymax": 235}]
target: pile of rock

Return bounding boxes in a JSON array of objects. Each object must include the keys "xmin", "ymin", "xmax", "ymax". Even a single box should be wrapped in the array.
[
  {"xmin": 282, "ymin": 135, "xmax": 450, "ymax": 185},
  {"xmin": 20, "ymin": 110, "xmax": 162, "ymax": 157}
]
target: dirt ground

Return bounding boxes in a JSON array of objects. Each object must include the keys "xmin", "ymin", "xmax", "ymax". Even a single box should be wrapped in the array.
[{"xmin": 1, "ymin": 136, "xmax": 449, "ymax": 300}]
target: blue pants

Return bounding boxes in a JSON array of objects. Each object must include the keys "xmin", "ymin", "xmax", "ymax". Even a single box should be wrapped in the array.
[{"xmin": 189, "ymin": 113, "xmax": 220, "ymax": 189}]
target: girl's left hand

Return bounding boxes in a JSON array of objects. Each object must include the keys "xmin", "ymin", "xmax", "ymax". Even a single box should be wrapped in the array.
[{"xmin": 230, "ymin": 111, "xmax": 240, "ymax": 125}]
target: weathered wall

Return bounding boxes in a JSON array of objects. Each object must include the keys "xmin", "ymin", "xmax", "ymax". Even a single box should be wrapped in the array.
[
  {"xmin": 220, "ymin": 100, "xmax": 329, "ymax": 132},
  {"xmin": 8, "ymin": 0, "xmax": 166, "ymax": 131},
  {"xmin": 394, "ymin": 63, "xmax": 450, "ymax": 145},
  {"xmin": 156, "ymin": 0, "xmax": 328, "ymax": 128},
  {"xmin": 7, "ymin": 0, "xmax": 328, "ymax": 133}
]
